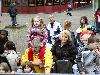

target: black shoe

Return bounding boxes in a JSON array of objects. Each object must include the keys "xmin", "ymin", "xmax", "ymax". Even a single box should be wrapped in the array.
[{"xmin": 12, "ymin": 24, "xmax": 16, "ymax": 26}]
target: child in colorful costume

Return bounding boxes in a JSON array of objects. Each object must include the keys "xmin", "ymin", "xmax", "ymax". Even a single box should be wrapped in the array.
[{"xmin": 27, "ymin": 16, "xmax": 48, "ymax": 47}]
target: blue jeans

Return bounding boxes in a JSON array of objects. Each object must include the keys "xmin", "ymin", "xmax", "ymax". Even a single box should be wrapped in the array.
[{"xmin": 11, "ymin": 16, "xmax": 17, "ymax": 25}]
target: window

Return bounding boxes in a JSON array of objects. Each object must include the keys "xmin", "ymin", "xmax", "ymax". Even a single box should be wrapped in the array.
[
  {"xmin": 21, "ymin": 0, "xmax": 28, "ymax": 6},
  {"xmin": 36, "ymin": 0, "xmax": 44, "ymax": 6},
  {"xmin": 61, "ymin": 0, "xmax": 67, "ymax": 5},
  {"xmin": 15, "ymin": 0, "xmax": 28, "ymax": 6},
  {"xmin": 53, "ymin": 0, "xmax": 60, "ymax": 5},
  {"xmin": 28, "ymin": 0, "xmax": 35, "ymax": 7},
  {"xmin": 17, "ymin": 0, "xmax": 28, "ymax": 6},
  {"xmin": 2, "ymin": 0, "xmax": 9, "ymax": 6},
  {"xmin": 45, "ymin": 0, "xmax": 53, "ymax": 6}
]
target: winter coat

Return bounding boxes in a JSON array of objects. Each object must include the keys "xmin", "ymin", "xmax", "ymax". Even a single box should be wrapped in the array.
[
  {"xmin": 51, "ymin": 39, "xmax": 78, "ymax": 64},
  {"xmin": 47, "ymin": 21, "xmax": 62, "ymax": 44},
  {"xmin": 51, "ymin": 39, "xmax": 78, "ymax": 73},
  {"xmin": 8, "ymin": 3, "xmax": 17, "ymax": 17},
  {"xmin": 21, "ymin": 46, "xmax": 53, "ymax": 73}
]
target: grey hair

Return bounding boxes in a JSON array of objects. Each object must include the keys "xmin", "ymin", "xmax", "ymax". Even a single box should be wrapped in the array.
[{"xmin": 31, "ymin": 38, "xmax": 41, "ymax": 47}]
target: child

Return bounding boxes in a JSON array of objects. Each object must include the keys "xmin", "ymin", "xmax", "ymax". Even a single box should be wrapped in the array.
[
  {"xmin": 63, "ymin": 20, "xmax": 77, "ymax": 46},
  {"xmin": 22, "ymin": 61, "xmax": 34, "ymax": 73},
  {"xmin": 3, "ymin": 41, "xmax": 19, "ymax": 72},
  {"xmin": 47, "ymin": 15, "xmax": 62, "ymax": 44},
  {"xmin": 67, "ymin": 3, "xmax": 72, "ymax": 16},
  {"xmin": 76, "ymin": 16, "xmax": 89, "ymax": 44},
  {"xmin": 0, "ymin": 62, "xmax": 11, "ymax": 73},
  {"xmin": 27, "ymin": 16, "xmax": 48, "ymax": 47}
]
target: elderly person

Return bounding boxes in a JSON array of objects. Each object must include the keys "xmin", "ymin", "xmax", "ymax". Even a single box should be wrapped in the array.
[
  {"xmin": 21, "ymin": 37, "xmax": 53, "ymax": 74},
  {"xmin": 47, "ymin": 15, "xmax": 62, "ymax": 44},
  {"xmin": 51, "ymin": 30, "xmax": 78, "ymax": 73}
]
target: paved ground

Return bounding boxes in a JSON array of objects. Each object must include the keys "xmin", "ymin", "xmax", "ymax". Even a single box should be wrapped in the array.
[{"xmin": 0, "ymin": 5, "xmax": 96, "ymax": 54}]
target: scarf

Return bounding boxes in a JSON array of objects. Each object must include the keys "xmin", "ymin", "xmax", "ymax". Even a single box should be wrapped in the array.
[{"xmin": 28, "ymin": 46, "xmax": 45, "ymax": 61}]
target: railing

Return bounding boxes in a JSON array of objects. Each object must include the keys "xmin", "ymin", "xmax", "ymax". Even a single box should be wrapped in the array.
[{"xmin": 1, "ymin": 73, "xmax": 99, "ymax": 75}]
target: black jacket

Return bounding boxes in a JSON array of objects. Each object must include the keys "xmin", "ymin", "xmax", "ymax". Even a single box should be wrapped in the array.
[
  {"xmin": 0, "ymin": 40, "xmax": 8, "ymax": 54},
  {"xmin": 0, "ymin": 55, "xmax": 12, "ymax": 71},
  {"xmin": 51, "ymin": 39, "xmax": 78, "ymax": 64},
  {"xmin": 8, "ymin": 3, "xmax": 17, "ymax": 17}
]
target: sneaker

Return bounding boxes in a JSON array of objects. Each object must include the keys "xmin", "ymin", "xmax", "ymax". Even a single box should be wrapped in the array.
[{"xmin": 12, "ymin": 24, "xmax": 16, "ymax": 26}]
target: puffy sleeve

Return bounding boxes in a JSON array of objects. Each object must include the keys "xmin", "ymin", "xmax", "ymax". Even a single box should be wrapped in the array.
[
  {"xmin": 21, "ymin": 48, "xmax": 29, "ymax": 65},
  {"xmin": 42, "ymin": 29, "xmax": 48, "ymax": 44},
  {"xmin": 44, "ymin": 47, "xmax": 53, "ymax": 69}
]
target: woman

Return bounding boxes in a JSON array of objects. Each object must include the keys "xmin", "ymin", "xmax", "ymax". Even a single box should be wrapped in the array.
[{"xmin": 51, "ymin": 30, "xmax": 78, "ymax": 73}]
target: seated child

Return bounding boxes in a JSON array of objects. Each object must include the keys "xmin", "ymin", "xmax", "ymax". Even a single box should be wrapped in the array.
[
  {"xmin": 3, "ymin": 41, "xmax": 19, "ymax": 72},
  {"xmin": 0, "ymin": 62, "xmax": 11, "ymax": 73},
  {"xmin": 27, "ymin": 16, "xmax": 48, "ymax": 47},
  {"xmin": 22, "ymin": 61, "xmax": 34, "ymax": 73}
]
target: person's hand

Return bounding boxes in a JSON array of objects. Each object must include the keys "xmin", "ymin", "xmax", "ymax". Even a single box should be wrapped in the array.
[
  {"xmin": 40, "ymin": 42, "xmax": 44, "ymax": 47},
  {"xmin": 95, "ymin": 48, "xmax": 100, "ymax": 55},
  {"xmin": 39, "ymin": 63, "xmax": 44, "ymax": 68},
  {"xmin": 45, "ymin": 67, "xmax": 50, "ymax": 75},
  {"xmin": 31, "ymin": 59, "xmax": 42, "ymax": 65},
  {"xmin": 80, "ymin": 71, "xmax": 85, "ymax": 75},
  {"xmin": 11, "ymin": 71, "xmax": 15, "ymax": 74}
]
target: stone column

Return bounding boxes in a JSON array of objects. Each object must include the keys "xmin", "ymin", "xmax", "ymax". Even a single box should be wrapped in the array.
[{"xmin": 0, "ymin": 0, "xmax": 1, "ymax": 16}]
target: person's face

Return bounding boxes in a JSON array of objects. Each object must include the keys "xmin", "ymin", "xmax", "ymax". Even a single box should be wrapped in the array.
[
  {"xmin": 81, "ymin": 18, "xmax": 85, "ymax": 24},
  {"xmin": 31, "ymin": 40, "xmax": 40, "ymax": 51},
  {"xmin": 60, "ymin": 33, "xmax": 68, "ymax": 44},
  {"xmin": 0, "ymin": 66, "xmax": 6, "ymax": 73},
  {"xmin": 33, "ymin": 46, "xmax": 40, "ymax": 52},
  {"xmin": 24, "ymin": 65, "xmax": 32, "ymax": 73},
  {"xmin": 34, "ymin": 18, "xmax": 40, "ymax": 27},
  {"xmin": 97, "ymin": 10, "xmax": 100, "ymax": 14},
  {"xmin": 49, "ymin": 16, "xmax": 55, "ymax": 23},
  {"xmin": 82, "ymin": 40, "xmax": 88, "ymax": 45},
  {"xmin": 0, "ymin": 31, "xmax": 7, "ymax": 40}
]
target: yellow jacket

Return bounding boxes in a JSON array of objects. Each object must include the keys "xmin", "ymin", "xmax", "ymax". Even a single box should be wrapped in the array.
[
  {"xmin": 80, "ymin": 25, "xmax": 88, "ymax": 32},
  {"xmin": 21, "ymin": 47, "xmax": 53, "ymax": 73}
]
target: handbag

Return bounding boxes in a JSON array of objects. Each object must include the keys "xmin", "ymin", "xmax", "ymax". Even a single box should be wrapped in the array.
[{"xmin": 52, "ymin": 60, "xmax": 73, "ymax": 73}]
